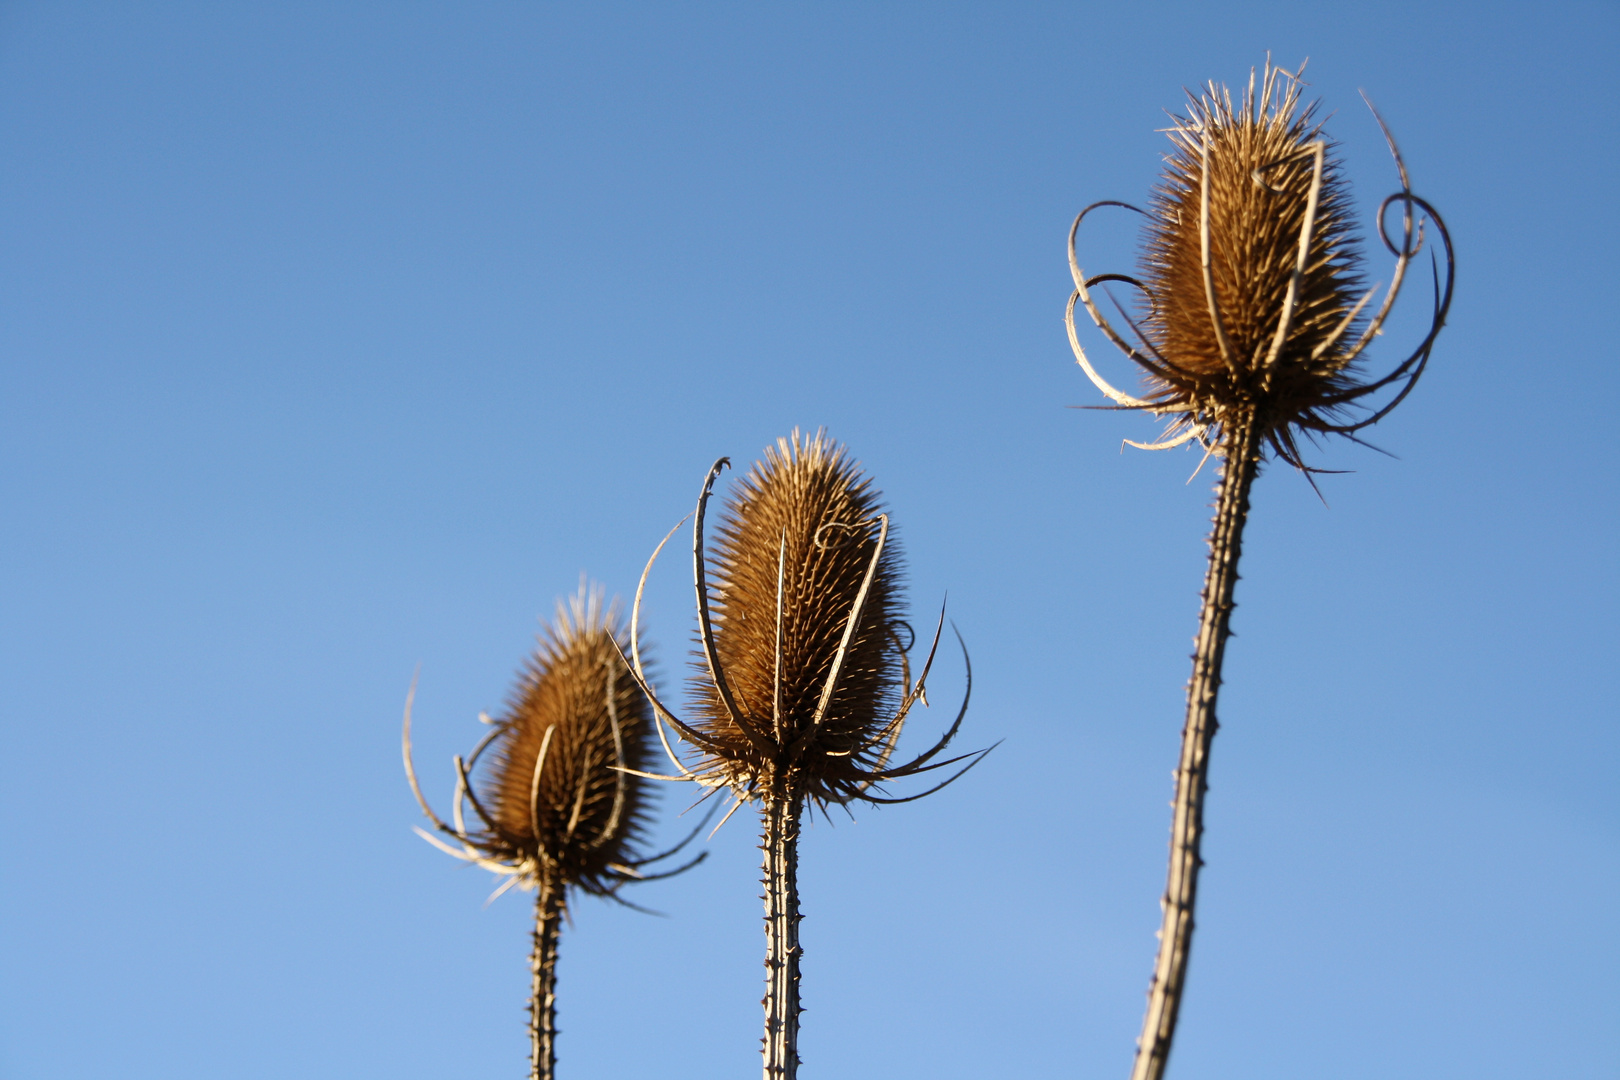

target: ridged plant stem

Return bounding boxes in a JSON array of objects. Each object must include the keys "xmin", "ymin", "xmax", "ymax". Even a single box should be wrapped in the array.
[
  {"xmin": 530, "ymin": 883, "xmax": 563, "ymax": 1080},
  {"xmin": 761, "ymin": 791, "xmax": 804, "ymax": 1080},
  {"xmin": 1129, "ymin": 409, "xmax": 1261, "ymax": 1080}
]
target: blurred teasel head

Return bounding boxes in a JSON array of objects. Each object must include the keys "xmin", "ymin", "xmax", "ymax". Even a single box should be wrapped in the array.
[
  {"xmin": 1066, "ymin": 59, "xmax": 1453, "ymax": 471},
  {"xmin": 621, "ymin": 428, "xmax": 984, "ymax": 816},
  {"xmin": 403, "ymin": 584, "xmax": 706, "ymax": 1080},
  {"xmin": 403, "ymin": 584, "xmax": 705, "ymax": 908}
]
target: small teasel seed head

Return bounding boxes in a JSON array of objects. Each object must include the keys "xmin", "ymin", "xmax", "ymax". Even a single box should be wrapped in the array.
[
  {"xmin": 475, "ymin": 585, "xmax": 656, "ymax": 898},
  {"xmin": 692, "ymin": 429, "xmax": 905, "ymax": 804}
]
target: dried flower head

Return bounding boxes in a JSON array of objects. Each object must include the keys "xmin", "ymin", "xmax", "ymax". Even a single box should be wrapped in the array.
[
  {"xmin": 695, "ymin": 429, "xmax": 906, "ymax": 800},
  {"xmin": 1066, "ymin": 59, "xmax": 1453, "ymax": 471},
  {"xmin": 403, "ymin": 584, "xmax": 704, "ymax": 907},
  {"xmin": 620, "ymin": 429, "xmax": 983, "ymax": 817}
]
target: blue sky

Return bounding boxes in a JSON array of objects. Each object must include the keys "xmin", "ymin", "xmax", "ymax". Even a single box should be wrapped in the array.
[{"xmin": 1, "ymin": 2, "xmax": 1615, "ymax": 1078}]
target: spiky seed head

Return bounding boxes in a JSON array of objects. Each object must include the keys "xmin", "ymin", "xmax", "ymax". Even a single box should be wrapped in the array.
[
  {"xmin": 474, "ymin": 586, "xmax": 655, "ymax": 898},
  {"xmin": 1138, "ymin": 64, "xmax": 1367, "ymax": 461},
  {"xmin": 693, "ymin": 429, "xmax": 905, "ymax": 804}
]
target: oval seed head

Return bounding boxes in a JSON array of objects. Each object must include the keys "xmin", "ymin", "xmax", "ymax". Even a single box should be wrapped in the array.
[
  {"xmin": 1140, "ymin": 66, "xmax": 1366, "ymax": 457},
  {"xmin": 693, "ymin": 429, "xmax": 905, "ymax": 804},
  {"xmin": 476, "ymin": 586, "xmax": 655, "ymax": 897}
]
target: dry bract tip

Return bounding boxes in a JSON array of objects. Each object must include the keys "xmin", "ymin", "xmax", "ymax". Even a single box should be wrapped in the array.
[{"xmin": 1066, "ymin": 58, "xmax": 1454, "ymax": 471}]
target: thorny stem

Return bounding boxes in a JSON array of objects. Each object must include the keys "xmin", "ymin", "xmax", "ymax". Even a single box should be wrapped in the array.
[
  {"xmin": 761, "ymin": 791, "xmax": 804, "ymax": 1080},
  {"xmin": 530, "ymin": 882, "xmax": 564, "ymax": 1080},
  {"xmin": 1129, "ymin": 409, "xmax": 1261, "ymax": 1080}
]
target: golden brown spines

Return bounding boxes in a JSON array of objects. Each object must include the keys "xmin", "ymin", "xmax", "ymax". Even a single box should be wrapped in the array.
[
  {"xmin": 480, "ymin": 588, "xmax": 655, "ymax": 895},
  {"xmin": 692, "ymin": 430, "xmax": 904, "ymax": 803},
  {"xmin": 1143, "ymin": 82, "xmax": 1364, "ymax": 404}
]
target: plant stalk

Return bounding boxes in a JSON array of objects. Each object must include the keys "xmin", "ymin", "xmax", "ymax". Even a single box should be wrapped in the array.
[
  {"xmin": 761, "ymin": 791, "xmax": 804, "ymax": 1080},
  {"xmin": 1128, "ymin": 409, "xmax": 1261, "ymax": 1080},
  {"xmin": 530, "ymin": 882, "xmax": 564, "ymax": 1080}
]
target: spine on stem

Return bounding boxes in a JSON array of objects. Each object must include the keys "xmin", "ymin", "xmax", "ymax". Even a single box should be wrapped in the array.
[
  {"xmin": 529, "ymin": 884, "xmax": 563, "ymax": 1080},
  {"xmin": 1129, "ymin": 410, "xmax": 1261, "ymax": 1080},
  {"xmin": 761, "ymin": 792, "xmax": 803, "ymax": 1080}
]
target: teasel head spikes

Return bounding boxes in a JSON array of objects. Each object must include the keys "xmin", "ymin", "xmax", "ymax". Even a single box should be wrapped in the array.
[
  {"xmin": 617, "ymin": 428, "xmax": 985, "ymax": 816},
  {"xmin": 402, "ymin": 583, "xmax": 707, "ymax": 1080},
  {"xmin": 1065, "ymin": 58, "xmax": 1454, "ymax": 472},
  {"xmin": 403, "ymin": 584, "xmax": 706, "ymax": 903}
]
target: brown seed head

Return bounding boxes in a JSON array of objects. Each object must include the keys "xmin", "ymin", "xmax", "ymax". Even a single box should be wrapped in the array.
[
  {"xmin": 1144, "ymin": 71, "xmax": 1363, "ymax": 422},
  {"xmin": 1066, "ymin": 60, "xmax": 1454, "ymax": 469},
  {"xmin": 693, "ymin": 430, "xmax": 905, "ymax": 804},
  {"xmin": 401, "ymin": 583, "xmax": 703, "ymax": 908},
  {"xmin": 473, "ymin": 587, "xmax": 656, "ymax": 897},
  {"xmin": 619, "ymin": 431, "xmax": 983, "ymax": 817}
]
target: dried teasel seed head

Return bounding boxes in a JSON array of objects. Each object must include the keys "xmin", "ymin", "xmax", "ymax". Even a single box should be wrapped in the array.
[
  {"xmin": 1067, "ymin": 59, "xmax": 1453, "ymax": 471},
  {"xmin": 405, "ymin": 582, "xmax": 709, "ymax": 908},
  {"xmin": 475, "ymin": 586, "xmax": 656, "ymax": 899},
  {"xmin": 692, "ymin": 429, "xmax": 905, "ymax": 804},
  {"xmin": 1144, "ymin": 70, "xmax": 1363, "ymax": 418},
  {"xmin": 621, "ymin": 430, "xmax": 981, "ymax": 826}
]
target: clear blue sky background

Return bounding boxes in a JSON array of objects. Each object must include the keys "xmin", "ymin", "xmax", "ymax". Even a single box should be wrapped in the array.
[{"xmin": 1, "ymin": 2, "xmax": 1615, "ymax": 1078}]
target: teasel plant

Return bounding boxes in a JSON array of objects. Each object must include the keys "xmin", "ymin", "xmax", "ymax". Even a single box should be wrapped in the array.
[
  {"xmin": 402, "ymin": 584, "xmax": 708, "ymax": 1080},
  {"xmin": 1064, "ymin": 60, "xmax": 1452, "ymax": 1080},
  {"xmin": 614, "ymin": 429, "xmax": 990, "ymax": 1080}
]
